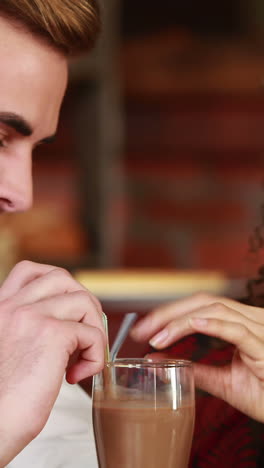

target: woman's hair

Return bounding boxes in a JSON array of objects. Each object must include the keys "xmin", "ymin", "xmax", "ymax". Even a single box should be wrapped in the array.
[{"xmin": 0, "ymin": 0, "xmax": 101, "ymax": 55}]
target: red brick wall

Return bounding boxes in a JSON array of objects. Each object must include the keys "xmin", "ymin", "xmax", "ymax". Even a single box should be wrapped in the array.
[{"xmin": 120, "ymin": 93, "xmax": 264, "ymax": 277}]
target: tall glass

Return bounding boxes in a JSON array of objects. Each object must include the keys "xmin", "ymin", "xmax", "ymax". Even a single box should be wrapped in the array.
[{"xmin": 93, "ymin": 359, "xmax": 195, "ymax": 468}]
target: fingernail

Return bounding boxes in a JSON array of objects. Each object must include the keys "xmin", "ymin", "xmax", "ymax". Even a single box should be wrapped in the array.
[
  {"xmin": 190, "ymin": 318, "xmax": 208, "ymax": 329},
  {"xmin": 149, "ymin": 329, "xmax": 169, "ymax": 348},
  {"xmin": 144, "ymin": 354, "xmax": 152, "ymax": 359}
]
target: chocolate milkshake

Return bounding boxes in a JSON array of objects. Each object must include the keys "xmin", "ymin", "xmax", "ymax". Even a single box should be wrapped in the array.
[{"xmin": 93, "ymin": 400, "xmax": 194, "ymax": 468}]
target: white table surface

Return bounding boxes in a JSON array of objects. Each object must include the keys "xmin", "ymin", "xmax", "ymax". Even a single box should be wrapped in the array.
[{"xmin": 8, "ymin": 380, "xmax": 98, "ymax": 468}]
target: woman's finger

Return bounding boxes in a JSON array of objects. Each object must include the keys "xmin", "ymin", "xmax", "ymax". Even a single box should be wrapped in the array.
[
  {"xmin": 131, "ymin": 293, "xmax": 255, "ymax": 342},
  {"xmin": 239, "ymin": 351, "xmax": 264, "ymax": 381},
  {"xmin": 131, "ymin": 293, "xmax": 214, "ymax": 341},
  {"xmin": 190, "ymin": 318, "xmax": 264, "ymax": 361},
  {"xmin": 193, "ymin": 357, "xmax": 264, "ymax": 422},
  {"xmin": 193, "ymin": 362, "xmax": 231, "ymax": 402},
  {"xmin": 149, "ymin": 303, "xmax": 264, "ymax": 349}
]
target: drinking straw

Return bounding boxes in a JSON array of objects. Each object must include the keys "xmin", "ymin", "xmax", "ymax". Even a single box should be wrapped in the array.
[
  {"xmin": 102, "ymin": 312, "xmax": 110, "ymax": 362},
  {"xmin": 110, "ymin": 313, "xmax": 138, "ymax": 361}
]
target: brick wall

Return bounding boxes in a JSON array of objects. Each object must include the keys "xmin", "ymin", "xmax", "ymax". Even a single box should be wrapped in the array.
[{"xmin": 120, "ymin": 93, "xmax": 264, "ymax": 277}]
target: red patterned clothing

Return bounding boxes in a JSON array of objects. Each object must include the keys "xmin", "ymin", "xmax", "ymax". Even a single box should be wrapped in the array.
[{"xmin": 153, "ymin": 335, "xmax": 264, "ymax": 468}]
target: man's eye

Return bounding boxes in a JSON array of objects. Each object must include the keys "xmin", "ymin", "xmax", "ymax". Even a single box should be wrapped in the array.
[{"xmin": 0, "ymin": 139, "xmax": 7, "ymax": 148}]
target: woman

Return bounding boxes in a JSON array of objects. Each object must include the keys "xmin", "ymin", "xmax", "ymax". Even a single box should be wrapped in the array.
[{"xmin": 131, "ymin": 286, "xmax": 264, "ymax": 466}]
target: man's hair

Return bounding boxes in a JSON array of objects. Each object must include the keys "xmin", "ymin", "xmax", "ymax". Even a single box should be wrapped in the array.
[{"xmin": 0, "ymin": 0, "xmax": 100, "ymax": 55}]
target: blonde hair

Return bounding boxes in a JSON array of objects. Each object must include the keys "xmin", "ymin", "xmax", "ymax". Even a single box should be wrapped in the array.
[{"xmin": 0, "ymin": 0, "xmax": 100, "ymax": 55}]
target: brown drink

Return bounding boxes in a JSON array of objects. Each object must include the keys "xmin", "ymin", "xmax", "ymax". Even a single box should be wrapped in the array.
[
  {"xmin": 93, "ymin": 359, "xmax": 195, "ymax": 468},
  {"xmin": 93, "ymin": 400, "xmax": 194, "ymax": 468}
]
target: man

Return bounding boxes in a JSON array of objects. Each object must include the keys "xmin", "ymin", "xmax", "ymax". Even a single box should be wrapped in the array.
[{"xmin": 0, "ymin": 1, "xmax": 105, "ymax": 466}]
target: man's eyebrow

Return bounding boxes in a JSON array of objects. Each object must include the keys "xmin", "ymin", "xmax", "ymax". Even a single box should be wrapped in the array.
[
  {"xmin": 0, "ymin": 111, "xmax": 57, "ymax": 144},
  {"xmin": 0, "ymin": 112, "xmax": 33, "ymax": 137}
]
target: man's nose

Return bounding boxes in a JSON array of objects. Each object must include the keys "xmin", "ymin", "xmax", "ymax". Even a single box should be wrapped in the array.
[
  {"xmin": 0, "ymin": 158, "xmax": 33, "ymax": 213},
  {"xmin": 0, "ymin": 191, "xmax": 33, "ymax": 212}
]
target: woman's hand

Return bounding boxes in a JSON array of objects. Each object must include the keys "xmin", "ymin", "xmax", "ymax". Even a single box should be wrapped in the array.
[{"xmin": 131, "ymin": 293, "xmax": 264, "ymax": 423}]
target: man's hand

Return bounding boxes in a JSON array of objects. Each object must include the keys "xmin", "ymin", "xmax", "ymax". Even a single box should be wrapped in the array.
[
  {"xmin": 0, "ymin": 261, "xmax": 105, "ymax": 467},
  {"xmin": 131, "ymin": 292, "xmax": 264, "ymax": 423}
]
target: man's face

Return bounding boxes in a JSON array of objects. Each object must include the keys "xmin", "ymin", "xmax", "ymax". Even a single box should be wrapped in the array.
[{"xmin": 0, "ymin": 16, "xmax": 68, "ymax": 213}]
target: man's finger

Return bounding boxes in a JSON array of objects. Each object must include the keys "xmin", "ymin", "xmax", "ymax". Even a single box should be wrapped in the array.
[
  {"xmin": 10, "ymin": 268, "xmax": 85, "ymax": 302},
  {"xmin": 0, "ymin": 261, "xmax": 61, "ymax": 300},
  {"xmin": 0, "ymin": 262, "xmax": 103, "ymax": 316},
  {"xmin": 65, "ymin": 323, "xmax": 105, "ymax": 383},
  {"xmin": 19, "ymin": 292, "xmax": 106, "ymax": 337},
  {"xmin": 5, "ymin": 265, "xmax": 104, "ymax": 325}
]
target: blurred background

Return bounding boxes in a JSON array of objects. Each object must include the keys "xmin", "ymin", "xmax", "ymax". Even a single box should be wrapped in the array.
[{"xmin": 2, "ymin": 0, "xmax": 264, "ymax": 282}]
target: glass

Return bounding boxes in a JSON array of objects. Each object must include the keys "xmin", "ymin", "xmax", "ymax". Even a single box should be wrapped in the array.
[{"xmin": 93, "ymin": 359, "xmax": 195, "ymax": 468}]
